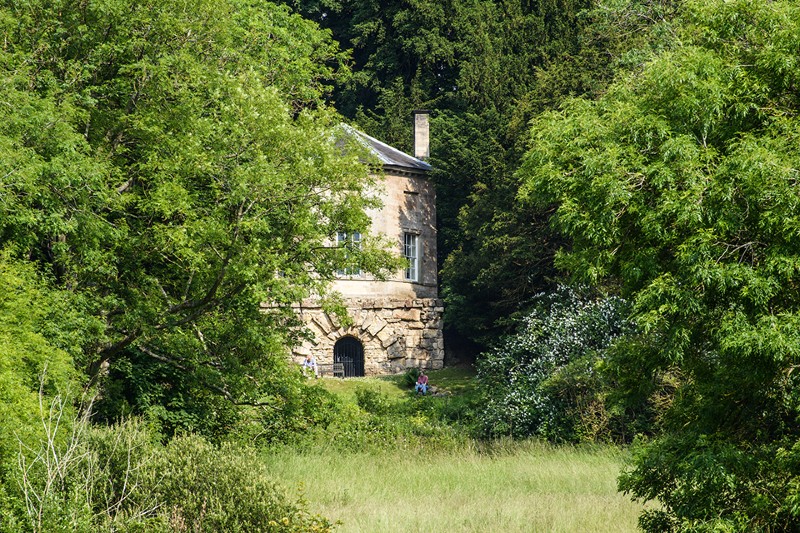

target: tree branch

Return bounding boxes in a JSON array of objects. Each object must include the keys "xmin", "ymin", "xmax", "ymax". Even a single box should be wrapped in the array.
[{"xmin": 137, "ymin": 343, "xmax": 275, "ymax": 408}]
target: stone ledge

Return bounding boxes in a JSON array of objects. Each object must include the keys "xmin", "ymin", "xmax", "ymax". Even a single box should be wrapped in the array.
[{"xmin": 290, "ymin": 297, "xmax": 443, "ymax": 310}]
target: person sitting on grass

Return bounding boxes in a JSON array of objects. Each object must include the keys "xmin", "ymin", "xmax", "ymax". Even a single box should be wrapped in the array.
[
  {"xmin": 415, "ymin": 370, "xmax": 429, "ymax": 395},
  {"xmin": 301, "ymin": 354, "xmax": 318, "ymax": 378}
]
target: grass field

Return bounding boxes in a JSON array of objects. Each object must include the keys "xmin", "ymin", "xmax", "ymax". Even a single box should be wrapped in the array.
[
  {"xmin": 264, "ymin": 443, "xmax": 642, "ymax": 532},
  {"xmin": 265, "ymin": 369, "xmax": 644, "ymax": 532}
]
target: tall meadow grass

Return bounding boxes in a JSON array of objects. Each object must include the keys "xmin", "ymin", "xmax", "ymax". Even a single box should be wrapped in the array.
[{"xmin": 263, "ymin": 440, "xmax": 642, "ymax": 532}]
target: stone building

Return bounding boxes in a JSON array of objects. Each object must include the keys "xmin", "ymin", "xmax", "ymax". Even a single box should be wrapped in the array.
[{"xmin": 292, "ymin": 111, "xmax": 444, "ymax": 376}]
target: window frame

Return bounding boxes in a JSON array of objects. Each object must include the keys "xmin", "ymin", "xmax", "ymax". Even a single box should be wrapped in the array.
[{"xmin": 403, "ymin": 232, "xmax": 419, "ymax": 282}]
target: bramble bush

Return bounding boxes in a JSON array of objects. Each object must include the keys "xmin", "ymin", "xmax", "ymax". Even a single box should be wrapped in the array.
[
  {"xmin": 402, "ymin": 367, "xmax": 421, "ymax": 389},
  {"xmin": 0, "ymin": 256, "xmax": 87, "ymax": 532},
  {"xmin": 354, "ymin": 386, "xmax": 393, "ymax": 415},
  {"xmin": 476, "ymin": 286, "xmax": 635, "ymax": 442},
  {"xmin": 3, "ymin": 410, "xmax": 334, "ymax": 533}
]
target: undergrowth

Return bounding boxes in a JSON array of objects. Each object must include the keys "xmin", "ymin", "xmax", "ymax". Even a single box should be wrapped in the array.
[{"xmin": 274, "ymin": 367, "xmax": 483, "ymax": 454}]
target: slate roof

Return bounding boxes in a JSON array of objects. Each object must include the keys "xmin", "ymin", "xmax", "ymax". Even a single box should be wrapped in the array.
[{"xmin": 342, "ymin": 125, "xmax": 432, "ymax": 173}]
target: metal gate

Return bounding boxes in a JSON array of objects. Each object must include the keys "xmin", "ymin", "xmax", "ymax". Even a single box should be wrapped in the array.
[{"xmin": 333, "ymin": 336, "xmax": 364, "ymax": 377}]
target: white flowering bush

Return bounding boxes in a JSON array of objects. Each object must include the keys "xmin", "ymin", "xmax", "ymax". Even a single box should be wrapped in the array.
[{"xmin": 477, "ymin": 286, "xmax": 634, "ymax": 442}]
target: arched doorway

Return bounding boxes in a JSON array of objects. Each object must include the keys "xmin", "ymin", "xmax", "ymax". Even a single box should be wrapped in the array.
[{"xmin": 333, "ymin": 336, "xmax": 364, "ymax": 377}]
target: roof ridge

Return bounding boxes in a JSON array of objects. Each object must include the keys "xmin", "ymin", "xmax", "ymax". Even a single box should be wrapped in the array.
[{"xmin": 340, "ymin": 124, "xmax": 432, "ymax": 173}]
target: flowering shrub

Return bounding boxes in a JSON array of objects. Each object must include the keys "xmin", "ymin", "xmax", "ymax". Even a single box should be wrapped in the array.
[{"xmin": 476, "ymin": 286, "xmax": 633, "ymax": 442}]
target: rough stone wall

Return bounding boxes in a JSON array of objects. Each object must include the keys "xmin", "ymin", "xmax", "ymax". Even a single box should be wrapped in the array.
[{"xmin": 293, "ymin": 297, "xmax": 445, "ymax": 374}]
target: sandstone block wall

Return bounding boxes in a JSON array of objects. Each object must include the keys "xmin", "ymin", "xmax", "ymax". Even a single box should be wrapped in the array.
[{"xmin": 293, "ymin": 297, "xmax": 445, "ymax": 375}]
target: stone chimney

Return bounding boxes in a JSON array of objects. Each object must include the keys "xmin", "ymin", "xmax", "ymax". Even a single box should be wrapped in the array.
[{"xmin": 413, "ymin": 110, "xmax": 430, "ymax": 160}]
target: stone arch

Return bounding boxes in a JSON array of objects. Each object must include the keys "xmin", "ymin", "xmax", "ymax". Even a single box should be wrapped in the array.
[{"xmin": 333, "ymin": 335, "xmax": 365, "ymax": 377}]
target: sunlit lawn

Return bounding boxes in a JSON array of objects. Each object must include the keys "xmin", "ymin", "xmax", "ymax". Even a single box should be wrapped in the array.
[{"xmin": 265, "ymin": 442, "xmax": 642, "ymax": 533}]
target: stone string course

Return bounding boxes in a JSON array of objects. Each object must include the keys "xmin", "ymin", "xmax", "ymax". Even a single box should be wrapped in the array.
[{"xmin": 293, "ymin": 297, "xmax": 445, "ymax": 375}]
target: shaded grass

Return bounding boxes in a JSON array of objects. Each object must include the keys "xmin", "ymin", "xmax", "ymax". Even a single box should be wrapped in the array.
[{"xmin": 264, "ymin": 441, "xmax": 641, "ymax": 532}]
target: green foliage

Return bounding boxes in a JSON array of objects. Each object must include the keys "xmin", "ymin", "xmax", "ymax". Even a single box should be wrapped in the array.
[
  {"xmin": 401, "ymin": 389, "xmax": 483, "ymax": 438},
  {"xmin": 3, "ymin": 411, "xmax": 334, "ymax": 533},
  {"xmin": 243, "ymin": 374, "xmax": 343, "ymax": 446},
  {"xmin": 431, "ymin": 0, "xmax": 677, "ymax": 343},
  {"xmin": 297, "ymin": 403, "xmax": 461, "ymax": 453},
  {"xmin": 354, "ymin": 386, "xmax": 392, "ymax": 416},
  {"xmin": 151, "ymin": 433, "xmax": 334, "ymax": 532},
  {"xmin": 0, "ymin": 255, "xmax": 85, "ymax": 531},
  {"xmin": 476, "ymin": 286, "xmax": 634, "ymax": 442},
  {"xmin": 285, "ymin": 376, "xmax": 480, "ymax": 453},
  {"xmin": 518, "ymin": 0, "xmax": 800, "ymax": 528},
  {"xmin": 401, "ymin": 366, "xmax": 421, "ymax": 389},
  {"xmin": 0, "ymin": 0, "xmax": 398, "ymax": 434}
]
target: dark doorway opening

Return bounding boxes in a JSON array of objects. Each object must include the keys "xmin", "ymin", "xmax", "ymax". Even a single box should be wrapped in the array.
[{"xmin": 333, "ymin": 336, "xmax": 365, "ymax": 377}]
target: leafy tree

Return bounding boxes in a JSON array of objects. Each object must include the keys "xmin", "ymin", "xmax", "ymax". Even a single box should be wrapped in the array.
[
  {"xmin": 286, "ymin": 0, "xmax": 474, "ymax": 146},
  {"xmin": 0, "ymin": 0, "xmax": 395, "ymax": 433},
  {"xmin": 438, "ymin": 0, "xmax": 674, "ymax": 343},
  {"xmin": 519, "ymin": 0, "xmax": 800, "ymax": 529}
]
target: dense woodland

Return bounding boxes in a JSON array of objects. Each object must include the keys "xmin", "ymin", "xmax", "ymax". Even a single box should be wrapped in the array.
[{"xmin": 2, "ymin": 0, "xmax": 800, "ymax": 531}]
